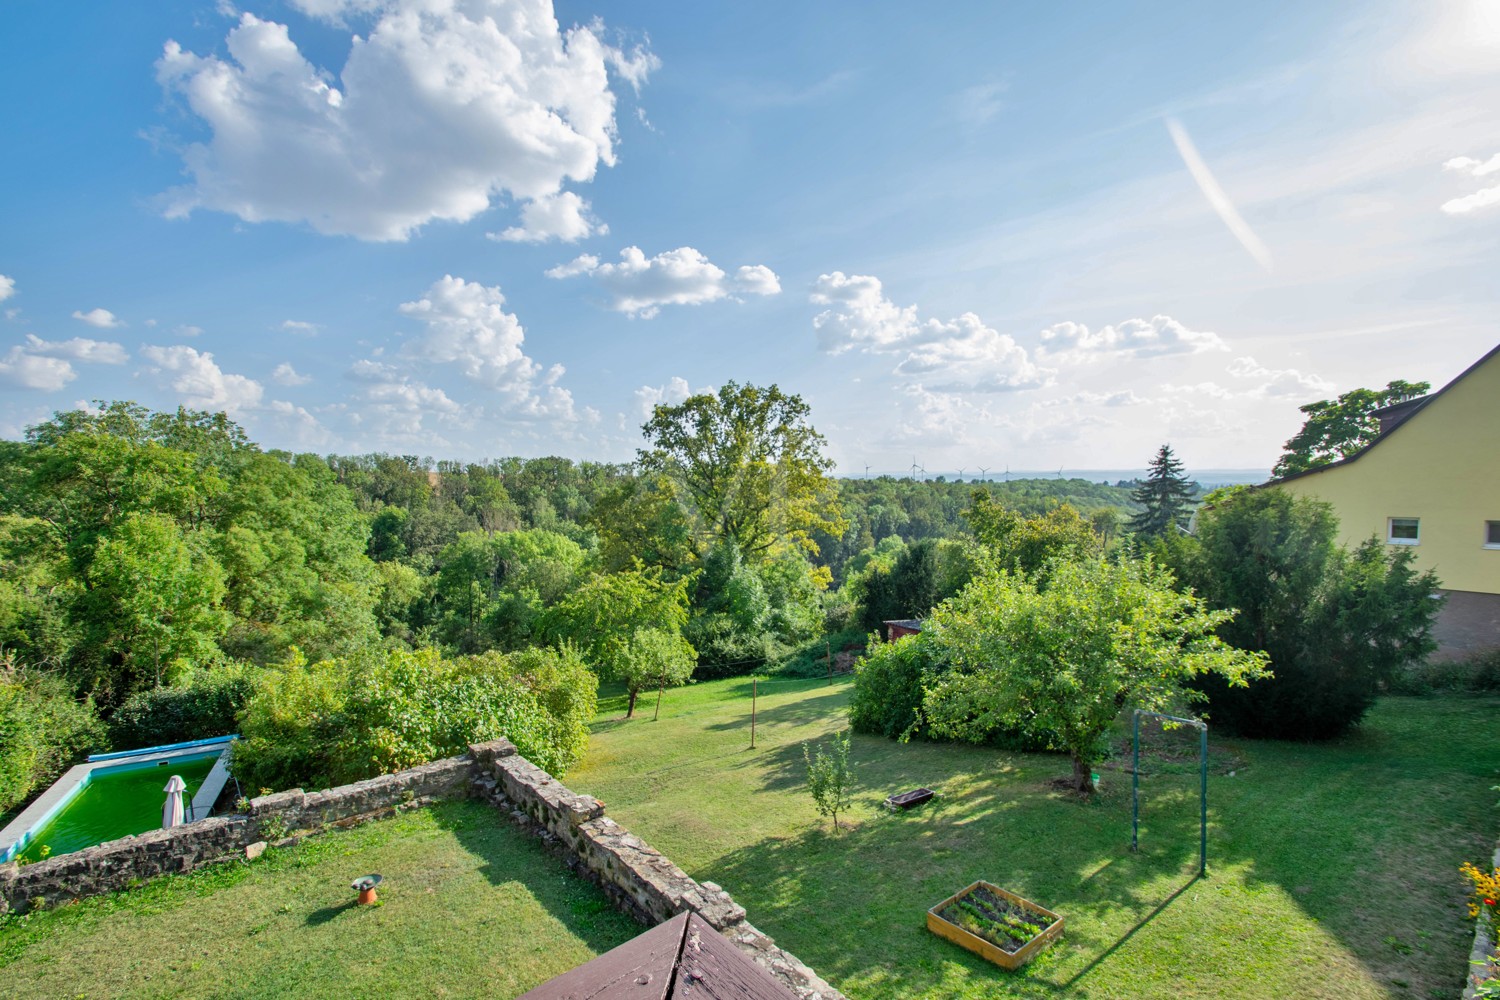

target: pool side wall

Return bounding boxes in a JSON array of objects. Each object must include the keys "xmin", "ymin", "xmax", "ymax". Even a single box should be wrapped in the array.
[{"xmin": 0, "ymin": 741, "xmax": 846, "ymax": 1000}]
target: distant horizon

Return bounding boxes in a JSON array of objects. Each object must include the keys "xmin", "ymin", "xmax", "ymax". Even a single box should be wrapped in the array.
[{"xmin": 835, "ymin": 468, "xmax": 1270, "ymax": 486}]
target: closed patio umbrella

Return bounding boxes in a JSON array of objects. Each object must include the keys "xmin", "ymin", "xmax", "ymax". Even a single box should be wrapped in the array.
[{"xmin": 162, "ymin": 775, "xmax": 187, "ymax": 829}]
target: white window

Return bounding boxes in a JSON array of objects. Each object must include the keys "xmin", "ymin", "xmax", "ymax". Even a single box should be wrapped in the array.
[
  {"xmin": 1387, "ymin": 517, "xmax": 1420, "ymax": 545},
  {"xmin": 1485, "ymin": 521, "xmax": 1500, "ymax": 549}
]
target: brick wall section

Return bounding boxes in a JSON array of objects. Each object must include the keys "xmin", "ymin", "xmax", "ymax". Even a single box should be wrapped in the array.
[{"xmin": 0, "ymin": 744, "xmax": 846, "ymax": 1000}]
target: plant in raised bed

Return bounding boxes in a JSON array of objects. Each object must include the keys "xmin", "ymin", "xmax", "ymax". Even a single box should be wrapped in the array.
[{"xmin": 928, "ymin": 881, "xmax": 1063, "ymax": 970}]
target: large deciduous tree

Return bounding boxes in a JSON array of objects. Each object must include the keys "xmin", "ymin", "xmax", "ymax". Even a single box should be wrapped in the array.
[
  {"xmin": 76, "ymin": 513, "xmax": 229, "ymax": 700},
  {"xmin": 637, "ymin": 382, "xmax": 845, "ymax": 559},
  {"xmin": 919, "ymin": 557, "xmax": 1268, "ymax": 793},
  {"xmin": 1128, "ymin": 445, "xmax": 1196, "ymax": 539},
  {"xmin": 1272, "ymin": 380, "xmax": 1431, "ymax": 478}
]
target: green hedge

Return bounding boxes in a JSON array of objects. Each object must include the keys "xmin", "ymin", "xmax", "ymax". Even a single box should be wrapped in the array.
[
  {"xmin": 0, "ymin": 667, "xmax": 105, "ymax": 813},
  {"xmin": 106, "ymin": 666, "xmax": 252, "ymax": 750},
  {"xmin": 230, "ymin": 646, "xmax": 597, "ymax": 793}
]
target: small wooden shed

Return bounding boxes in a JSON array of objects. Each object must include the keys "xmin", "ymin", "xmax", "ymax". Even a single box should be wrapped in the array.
[
  {"xmin": 518, "ymin": 910, "xmax": 799, "ymax": 999},
  {"xmin": 882, "ymin": 618, "xmax": 924, "ymax": 641}
]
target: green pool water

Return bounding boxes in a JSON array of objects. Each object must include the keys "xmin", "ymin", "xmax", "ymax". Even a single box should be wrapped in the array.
[{"xmin": 19, "ymin": 754, "xmax": 220, "ymax": 862}]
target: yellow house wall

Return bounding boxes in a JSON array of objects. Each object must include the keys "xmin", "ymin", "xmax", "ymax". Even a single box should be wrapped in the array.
[{"xmin": 1274, "ymin": 352, "xmax": 1500, "ymax": 596}]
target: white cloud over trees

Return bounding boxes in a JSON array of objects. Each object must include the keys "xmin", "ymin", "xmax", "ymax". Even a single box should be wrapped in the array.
[
  {"xmin": 811, "ymin": 271, "xmax": 1051, "ymax": 392},
  {"xmin": 139, "ymin": 345, "xmax": 265, "ymax": 413}
]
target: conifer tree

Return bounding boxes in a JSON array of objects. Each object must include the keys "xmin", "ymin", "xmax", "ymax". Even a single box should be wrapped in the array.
[{"xmin": 1128, "ymin": 445, "xmax": 1195, "ymax": 538}]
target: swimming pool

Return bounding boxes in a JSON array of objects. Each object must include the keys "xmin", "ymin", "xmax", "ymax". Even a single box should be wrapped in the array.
[
  {"xmin": 17, "ymin": 754, "xmax": 220, "ymax": 862},
  {"xmin": 0, "ymin": 736, "xmax": 236, "ymax": 864}
]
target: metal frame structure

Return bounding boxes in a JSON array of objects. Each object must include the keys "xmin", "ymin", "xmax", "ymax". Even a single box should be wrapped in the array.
[{"xmin": 1130, "ymin": 710, "xmax": 1209, "ymax": 877}]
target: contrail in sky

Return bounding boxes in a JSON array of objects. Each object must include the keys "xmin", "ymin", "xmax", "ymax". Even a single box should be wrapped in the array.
[{"xmin": 1165, "ymin": 117, "xmax": 1273, "ymax": 273}]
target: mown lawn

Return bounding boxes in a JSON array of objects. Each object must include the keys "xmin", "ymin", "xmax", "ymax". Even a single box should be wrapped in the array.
[
  {"xmin": 0, "ymin": 800, "xmax": 639, "ymax": 999},
  {"xmin": 571, "ymin": 676, "xmax": 1498, "ymax": 1000}
]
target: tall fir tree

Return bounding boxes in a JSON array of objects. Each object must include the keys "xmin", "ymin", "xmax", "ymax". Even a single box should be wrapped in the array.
[{"xmin": 1129, "ymin": 445, "xmax": 1195, "ymax": 538}]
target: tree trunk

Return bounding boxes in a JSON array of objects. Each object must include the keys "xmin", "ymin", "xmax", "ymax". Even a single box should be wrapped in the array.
[
  {"xmin": 1071, "ymin": 754, "xmax": 1096, "ymax": 794},
  {"xmin": 626, "ymin": 687, "xmax": 638, "ymax": 718}
]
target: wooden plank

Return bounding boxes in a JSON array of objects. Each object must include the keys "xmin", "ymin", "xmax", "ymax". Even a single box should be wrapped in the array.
[
  {"xmin": 672, "ymin": 913, "xmax": 798, "ymax": 1000},
  {"xmin": 517, "ymin": 911, "xmax": 686, "ymax": 1000}
]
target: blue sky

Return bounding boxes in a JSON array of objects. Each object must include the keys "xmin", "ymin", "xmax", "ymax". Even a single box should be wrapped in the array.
[{"xmin": 2, "ymin": 0, "xmax": 1497, "ymax": 473}]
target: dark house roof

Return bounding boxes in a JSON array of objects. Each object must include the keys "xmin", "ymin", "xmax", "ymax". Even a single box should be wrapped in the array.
[
  {"xmin": 1267, "ymin": 342, "xmax": 1500, "ymax": 486},
  {"xmin": 518, "ymin": 911, "xmax": 798, "ymax": 1000}
]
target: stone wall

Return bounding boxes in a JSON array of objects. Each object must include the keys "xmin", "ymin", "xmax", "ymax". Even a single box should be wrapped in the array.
[
  {"xmin": 0, "ymin": 744, "xmax": 845, "ymax": 1000},
  {"xmin": 468, "ymin": 738, "xmax": 846, "ymax": 1000}
]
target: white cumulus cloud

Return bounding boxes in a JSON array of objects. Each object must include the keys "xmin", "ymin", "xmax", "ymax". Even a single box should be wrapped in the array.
[
  {"xmin": 72, "ymin": 308, "xmax": 122, "ymax": 329},
  {"xmin": 548, "ymin": 246, "xmax": 781, "ymax": 318},
  {"xmin": 490, "ymin": 191, "xmax": 607, "ymax": 244},
  {"xmin": 1226, "ymin": 356, "xmax": 1334, "ymax": 397},
  {"xmin": 155, "ymin": 1, "xmax": 653, "ymax": 241},
  {"xmin": 1037, "ymin": 315, "xmax": 1227, "ymax": 363},
  {"xmin": 633, "ymin": 375, "xmax": 712, "ymax": 419},
  {"xmin": 23, "ymin": 334, "xmax": 128, "ymax": 366},
  {"xmin": 1441, "ymin": 150, "xmax": 1500, "ymax": 214},
  {"xmin": 281, "ymin": 320, "xmax": 320, "ymax": 335},
  {"xmin": 810, "ymin": 271, "xmax": 1051, "ymax": 392},
  {"xmin": 395, "ymin": 275, "xmax": 577, "ymax": 420},
  {"xmin": 0, "ymin": 348, "xmax": 75, "ymax": 391},
  {"xmin": 139, "ymin": 345, "xmax": 265, "ymax": 413},
  {"xmin": 0, "ymin": 275, "xmax": 14, "ymax": 303},
  {"xmin": 272, "ymin": 362, "xmax": 312, "ymax": 386}
]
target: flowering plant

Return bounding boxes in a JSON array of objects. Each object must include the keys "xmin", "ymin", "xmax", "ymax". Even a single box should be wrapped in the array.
[{"xmin": 1461, "ymin": 861, "xmax": 1500, "ymax": 921}]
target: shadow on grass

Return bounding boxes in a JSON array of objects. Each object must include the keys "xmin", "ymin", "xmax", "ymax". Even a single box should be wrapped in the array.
[
  {"xmin": 427, "ymin": 800, "xmax": 642, "ymax": 956},
  {"xmin": 1060, "ymin": 874, "xmax": 1201, "ymax": 990},
  {"xmin": 703, "ymin": 761, "xmax": 1205, "ymax": 998},
  {"xmin": 305, "ymin": 900, "xmax": 357, "ymax": 926},
  {"xmin": 704, "ymin": 687, "xmax": 849, "ymax": 733}
]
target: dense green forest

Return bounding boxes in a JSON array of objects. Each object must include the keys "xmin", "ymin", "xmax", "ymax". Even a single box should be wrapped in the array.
[{"xmin": 1, "ymin": 384, "xmax": 1442, "ymax": 815}]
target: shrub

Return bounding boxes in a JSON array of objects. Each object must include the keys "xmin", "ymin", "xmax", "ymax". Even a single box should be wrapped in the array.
[
  {"xmin": 1390, "ymin": 649, "xmax": 1500, "ymax": 695},
  {"xmin": 848, "ymin": 634, "xmax": 928, "ymax": 740},
  {"xmin": 107, "ymin": 664, "xmax": 253, "ymax": 750},
  {"xmin": 0, "ymin": 662, "xmax": 105, "ymax": 812},
  {"xmin": 1184, "ymin": 489, "xmax": 1440, "ymax": 739},
  {"xmin": 231, "ymin": 646, "xmax": 597, "ymax": 793}
]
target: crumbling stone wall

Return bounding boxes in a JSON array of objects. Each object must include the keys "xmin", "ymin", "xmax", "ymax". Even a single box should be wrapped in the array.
[
  {"xmin": 0, "ymin": 744, "xmax": 845, "ymax": 1000},
  {"xmin": 469, "ymin": 738, "xmax": 845, "ymax": 1000}
]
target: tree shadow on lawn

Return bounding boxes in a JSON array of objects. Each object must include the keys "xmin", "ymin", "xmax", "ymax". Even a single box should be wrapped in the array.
[
  {"xmin": 426, "ymin": 801, "xmax": 641, "ymax": 957},
  {"xmin": 703, "ymin": 795, "xmax": 1205, "ymax": 999},
  {"xmin": 722, "ymin": 696, "xmax": 1500, "ymax": 999},
  {"xmin": 703, "ymin": 686, "xmax": 850, "ymax": 734}
]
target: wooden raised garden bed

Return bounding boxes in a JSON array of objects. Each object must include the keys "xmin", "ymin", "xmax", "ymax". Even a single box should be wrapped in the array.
[
  {"xmin": 886, "ymin": 787, "xmax": 935, "ymax": 810},
  {"xmin": 927, "ymin": 881, "xmax": 1063, "ymax": 970}
]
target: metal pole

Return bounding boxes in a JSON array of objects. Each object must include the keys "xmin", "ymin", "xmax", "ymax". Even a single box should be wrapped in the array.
[
  {"xmin": 750, "ymin": 677, "xmax": 757, "ymax": 749},
  {"xmin": 1131, "ymin": 710, "xmax": 1140, "ymax": 852},
  {"xmin": 1199, "ymin": 723, "xmax": 1209, "ymax": 877}
]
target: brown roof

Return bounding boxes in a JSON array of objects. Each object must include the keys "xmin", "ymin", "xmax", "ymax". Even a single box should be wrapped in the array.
[{"xmin": 518, "ymin": 911, "xmax": 799, "ymax": 1000}]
